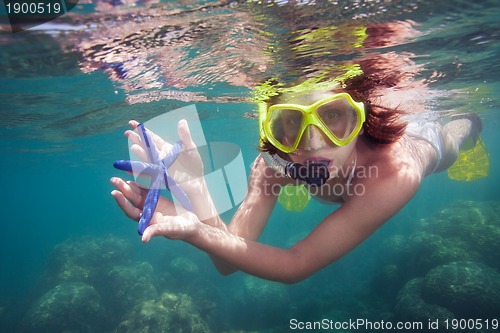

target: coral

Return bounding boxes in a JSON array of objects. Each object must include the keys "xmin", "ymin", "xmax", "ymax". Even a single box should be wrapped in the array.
[
  {"xmin": 395, "ymin": 260, "xmax": 500, "ymax": 323},
  {"xmin": 31, "ymin": 236, "xmax": 161, "ymax": 330},
  {"xmin": 422, "ymin": 261, "xmax": 500, "ymax": 318},
  {"xmin": 406, "ymin": 232, "xmax": 480, "ymax": 274},
  {"xmin": 115, "ymin": 292, "xmax": 212, "ymax": 333},
  {"xmin": 42, "ymin": 236, "xmax": 133, "ymax": 288},
  {"xmin": 373, "ymin": 200, "xmax": 500, "ymax": 323},
  {"xmin": 22, "ymin": 236, "xmax": 221, "ymax": 333},
  {"xmin": 387, "ymin": 200, "xmax": 500, "ymax": 277},
  {"xmin": 395, "ymin": 278, "xmax": 454, "ymax": 329},
  {"xmin": 169, "ymin": 256, "xmax": 200, "ymax": 275},
  {"xmin": 416, "ymin": 201, "xmax": 500, "ymax": 271},
  {"xmin": 227, "ymin": 276, "xmax": 289, "ymax": 330},
  {"xmin": 384, "ymin": 201, "xmax": 500, "ymax": 275},
  {"xmin": 103, "ymin": 261, "xmax": 158, "ymax": 322},
  {"xmin": 22, "ymin": 282, "xmax": 104, "ymax": 333}
]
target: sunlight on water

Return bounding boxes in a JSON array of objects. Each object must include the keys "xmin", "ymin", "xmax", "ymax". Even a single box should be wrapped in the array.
[{"xmin": 1, "ymin": 0, "xmax": 498, "ymax": 143}]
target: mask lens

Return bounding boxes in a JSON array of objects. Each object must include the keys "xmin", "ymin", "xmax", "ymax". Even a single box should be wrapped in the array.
[
  {"xmin": 316, "ymin": 98, "xmax": 359, "ymax": 139},
  {"xmin": 268, "ymin": 108, "xmax": 304, "ymax": 149}
]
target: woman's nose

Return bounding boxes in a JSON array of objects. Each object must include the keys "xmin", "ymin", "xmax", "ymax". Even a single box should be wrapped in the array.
[{"xmin": 299, "ymin": 125, "xmax": 327, "ymax": 151}]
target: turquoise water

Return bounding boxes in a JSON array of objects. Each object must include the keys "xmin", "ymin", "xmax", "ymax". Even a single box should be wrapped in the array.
[{"xmin": 1, "ymin": 0, "xmax": 500, "ymax": 332}]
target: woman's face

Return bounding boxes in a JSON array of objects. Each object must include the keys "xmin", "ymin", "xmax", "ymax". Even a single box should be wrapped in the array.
[{"xmin": 280, "ymin": 90, "xmax": 361, "ymax": 178}]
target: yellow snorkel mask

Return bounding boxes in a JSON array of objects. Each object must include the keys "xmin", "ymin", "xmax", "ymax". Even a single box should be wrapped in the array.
[
  {"xmin": 253, "ymin": 63, "xmax": 365, "ymax": 152},
  {"xmin": 251, "ymin": 26, "xmax": 369, "ymax": 208},
  {"xmin": 263, "ymin": 93, "xmax": 365, "ymax": 153}
]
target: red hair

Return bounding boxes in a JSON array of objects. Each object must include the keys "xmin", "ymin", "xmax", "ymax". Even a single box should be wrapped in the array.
[
  {"xmin": 260, "ymin": 21, "xmax": 428, "ymax": 150},
  {"xmin": 344, "ymin": 55, "xmax": 411, "ymax": 145}
]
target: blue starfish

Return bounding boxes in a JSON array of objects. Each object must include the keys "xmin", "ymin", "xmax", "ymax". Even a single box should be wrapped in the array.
[{"xmin": 114, "ymin": 123, "xmax": 193, "ymax": 235}]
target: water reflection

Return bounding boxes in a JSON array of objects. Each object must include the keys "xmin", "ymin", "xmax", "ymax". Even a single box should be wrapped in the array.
[
  {"xmin": 70, "ymin": 3, "xmax": 425, "ymax": 101},
  {"xmin": 0, "ymin": 0, "xmax": 498, "ymax": 141}
]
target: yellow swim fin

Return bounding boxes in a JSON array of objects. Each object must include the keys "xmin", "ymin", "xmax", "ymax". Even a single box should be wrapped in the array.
[
  {"xmin": 448, "ymin": 137, "xmax": 489, "ymax": 181},
  {"xmin": 278, "ymin": 184, "xmax": 311, "ymax": 211}
]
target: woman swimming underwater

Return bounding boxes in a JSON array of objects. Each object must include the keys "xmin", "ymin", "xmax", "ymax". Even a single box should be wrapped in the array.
[{"xmin": 110, "ymin": 56, "xmax": 481, "ymax": 283}]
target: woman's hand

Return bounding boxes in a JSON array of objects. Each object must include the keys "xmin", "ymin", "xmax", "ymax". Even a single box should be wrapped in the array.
[
  {"xmin": 110, "ymin": 177, "xmax": 202, "ymax": 243},
  {"xmin": 112, "ymin": 119, "xmax": 216, "ymax": 239},
  {"xmin": 125, "ymin": 119, "xmax": 205, "ymax": 188}
]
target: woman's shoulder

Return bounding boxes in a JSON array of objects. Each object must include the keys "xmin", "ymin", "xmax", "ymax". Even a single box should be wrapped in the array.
[{"xmin": 360, "ymin": 137, "xmax": 425, "ymax": 182}]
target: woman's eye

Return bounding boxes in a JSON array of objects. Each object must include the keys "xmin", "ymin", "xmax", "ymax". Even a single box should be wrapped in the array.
[
  {"xmin": 323, "ymin": 109, "xmax": 339, "ymax": 120},
  {"xmin": 286, "ymin": 114, "xmax": 301, "ymax": 126}
]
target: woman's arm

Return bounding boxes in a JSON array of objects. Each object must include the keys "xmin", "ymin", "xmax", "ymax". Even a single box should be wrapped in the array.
[
  {"xmin": 113, "ymin": 120, "xmax": 424, "ymax": 282},
  {"xmin": 111, "ymin": 120, "xmax": 286, "ymax": 274},
  {"xmin": 205, "ymin": 155, "xmax": 283, "ymax": 274},
  {"xmin": 143, "ymin": 162, "xmax": 422, "ymax": 283}
]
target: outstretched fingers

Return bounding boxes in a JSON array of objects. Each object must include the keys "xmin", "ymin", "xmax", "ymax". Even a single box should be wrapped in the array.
[
  {"xmin": 110, "ymin": 177, "xmax": 147, "ymax": 219},
  {"xmin": 127, "ymin": 120, "xmax": 173, "ymax": 162},
  {"xmin": 128, "ymin": 120, "xmax": 140, "ymax": 129},
  {"xmin": 175, "ymin": 119, "xmax": 204, "ymax": 179},
  {"xmin": 177, "ymin": 119, "xmax": 197, "ymax": 150},
  {"xmin": 141, "ymin": 219, "xmax": 166, "ymax": 243},
  {"xmin": 141, "ymin": 214, "xmax": 195, "ymax": 243},
  {"xmin": 125, "ymin": 120, "xmax": 141, "ymax": 145},
  {"xmin": 111, "ymin": 190, "xmax": 142, "ymax": 221}
]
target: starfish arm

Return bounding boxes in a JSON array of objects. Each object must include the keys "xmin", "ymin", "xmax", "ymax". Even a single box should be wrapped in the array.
[
  {"xmin": 113, "ymin": 160, "xmax": 161, "ymax": 177},
  {"xmin": 162, "ymin": 140, "xmax": 183, "ymax": 168},
  {"xmin": 113, "ymin": 159, "xmax": 136, "ymax": 172},
  {"xmin": 137, "ymin": 173, "xmax": 163, "ymax": 235},
  {"xmin": 115, "ymin": 124, "xmax": 194, "ymax": 237},
  {"xmin": 165, "ymin": 173, "xmax": 193, "ymax": 211},
  {"xmin": 138, "ymin": 123, "xmax": 160, "ymax": 163},
  {"xmin": 171, "ymin": 183, "xmax": 193, "ymax": 212}
]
